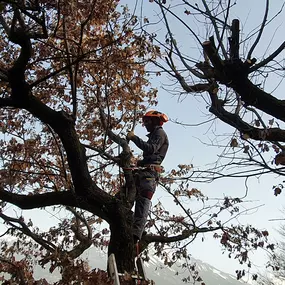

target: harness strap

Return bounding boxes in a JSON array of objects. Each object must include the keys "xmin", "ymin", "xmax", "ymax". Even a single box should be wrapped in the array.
[
  {"xmin": 122, "ymin": 165, "xmax": 164, "ymax": 173},
  {"xmin": 144, "ymin": 164, "xmax": 164, "ymax": 173}
]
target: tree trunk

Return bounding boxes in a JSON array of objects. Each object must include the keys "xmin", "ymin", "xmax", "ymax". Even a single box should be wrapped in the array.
[{"xmin": 108, "ymin": 204, "xmax": 135, "ymax": 274}]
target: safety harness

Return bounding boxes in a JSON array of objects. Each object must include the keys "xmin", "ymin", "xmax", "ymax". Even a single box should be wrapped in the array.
[{"xmin": 122, "ymin": 164, "xmax": 164, "ymax": 173}]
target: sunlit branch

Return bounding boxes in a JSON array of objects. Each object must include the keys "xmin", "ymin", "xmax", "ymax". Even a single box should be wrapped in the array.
[{"xmin": 202, "ymin": 39, "xmax": 224, "ymax": 72}]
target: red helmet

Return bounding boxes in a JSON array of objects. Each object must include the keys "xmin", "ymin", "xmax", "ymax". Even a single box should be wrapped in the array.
[{"xmin": 143, "ymin": 110, "xmax": 168, "ymax": 126}]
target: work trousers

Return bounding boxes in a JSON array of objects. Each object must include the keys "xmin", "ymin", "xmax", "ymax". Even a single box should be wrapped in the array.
[{"xmin": 133, "ymin": 169, "xmax": 158, "ymax": 240}]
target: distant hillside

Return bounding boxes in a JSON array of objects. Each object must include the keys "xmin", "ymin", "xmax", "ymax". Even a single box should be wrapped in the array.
[{"xmin": 31, "ymin": 247, "xmax": 249, "ymax": 285}]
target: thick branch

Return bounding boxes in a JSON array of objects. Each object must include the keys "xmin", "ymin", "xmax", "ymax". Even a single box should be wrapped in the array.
[
  {"xmin": 0, "ymin": 187, "xmax": 114, "ymax": 222},
  {"xmin": 230, "ymin": 78, "xmax": 285, "ymax": 123},
  {"xmin": 19, "ymin": 95, "xmax": 98, "ymax": 197},
  {"xmin": 8, "ymin": 30, "xmax": 32, "ymax": 100},
  {"xmin": 0, "ymin": 188, "xmax": 78, "ymax": 209},
  {"xmin": 9, "ymin": 11, "xmax": 32, "ymax": 71},
  {"xmin": 209, "ymin": 97, "xmax": 285, "ymax": 142},
  {"xmin": 0, "ymin": 98, "xmax": 17, "ymax": 107},
  {"xmin": 229, "ymin": 19, "xmax": 240, "ymax": 60}
]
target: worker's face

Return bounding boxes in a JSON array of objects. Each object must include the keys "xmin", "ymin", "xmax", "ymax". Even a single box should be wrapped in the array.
[{"xmin": 143, "ymin": 117, "xmax": 155, "ymax": 132}]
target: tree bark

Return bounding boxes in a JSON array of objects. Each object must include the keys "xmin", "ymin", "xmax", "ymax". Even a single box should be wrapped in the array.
[{"xmin": 108, "ymin": 204, "xmax": 135, "ymax": 273}]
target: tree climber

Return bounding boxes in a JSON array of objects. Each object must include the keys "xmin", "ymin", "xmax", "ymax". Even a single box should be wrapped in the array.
[{"xmin": 126, "ymin": 110, "xmax": 169, "ymax": 243}]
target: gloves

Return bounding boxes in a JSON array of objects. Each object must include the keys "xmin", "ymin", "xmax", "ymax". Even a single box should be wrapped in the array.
[{"xmin": 126, "ymin": 131, "xmax": 135, "ymax": 141}]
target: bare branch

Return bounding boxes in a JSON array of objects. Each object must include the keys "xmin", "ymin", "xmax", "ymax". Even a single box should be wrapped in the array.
[
  {"xmin": 201, "ymin": 0, "xmax": 228, "ymax": 58},
  {"xmin": 247, "ymin": 0, "xmax": 269, "ymax": 60},
  {"xmin": 142, "ymin": 225, "xmax": 222, "ymax": 245},
  {"xmin": 249, "ymin": 41, "xmax": 285, "ymax": 73},
  {"xmin": 0, "ymin": 212, "xmax": 56, "ymax": 252}
]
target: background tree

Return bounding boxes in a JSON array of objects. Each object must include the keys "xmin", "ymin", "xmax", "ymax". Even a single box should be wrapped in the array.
[
  {"xmin": 0, "ymin": 1, "xmax": 276, "ymax": 284},
  {"xmin": 144, "ymin": 0, "xmax": 285, "ymax": 192}
]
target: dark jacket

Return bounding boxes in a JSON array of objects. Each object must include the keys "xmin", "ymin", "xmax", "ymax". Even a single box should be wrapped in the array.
[{"xmin": 131, "ymin": 126, "xmax": 169, "ymax": 166}]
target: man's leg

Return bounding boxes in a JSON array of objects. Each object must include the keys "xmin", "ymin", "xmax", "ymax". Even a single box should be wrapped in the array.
[
  {"xmin": 133, "ymin": 172, "xmax": 157, "ymax": 241},
  {"xmin": 133, "ymin": 195, "xmax": 151, "ymax": 241}
]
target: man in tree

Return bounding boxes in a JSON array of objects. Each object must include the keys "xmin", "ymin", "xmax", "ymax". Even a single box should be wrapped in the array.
[{"xmin": 126, "ymin": 110, "xmax": 169, "ymax": 242}]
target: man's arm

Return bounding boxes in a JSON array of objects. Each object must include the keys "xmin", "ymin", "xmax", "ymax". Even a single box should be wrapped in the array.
[{"xmin": 128, "ymin": 129, "xmax": 167, "ymax": 154}]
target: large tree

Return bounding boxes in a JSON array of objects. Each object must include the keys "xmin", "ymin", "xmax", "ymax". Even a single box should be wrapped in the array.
[
  {"xmin": 0, "ymin": 0, "xmax": 159, "ymax": 282},
  {"xmin": 0, "ymin": 1, "xmax": 276, "ymax": 284}
]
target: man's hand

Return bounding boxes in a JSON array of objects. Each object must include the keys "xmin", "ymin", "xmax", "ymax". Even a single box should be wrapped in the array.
[{"xmin": 126, "ymin": 131, "xmax": 135, "ymax": 141}]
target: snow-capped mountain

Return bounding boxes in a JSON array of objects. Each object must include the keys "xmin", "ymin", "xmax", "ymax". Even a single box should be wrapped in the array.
[
  {"xmin": 136, "ymin": 252, "xmax": 248, "ymax": 285},
  {"xmin": 32, "ymin": 247, "xmax": 249, "ymax": 285}
]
